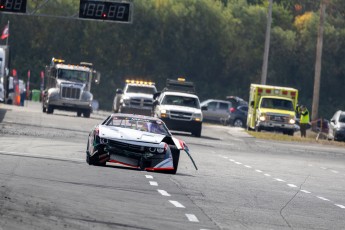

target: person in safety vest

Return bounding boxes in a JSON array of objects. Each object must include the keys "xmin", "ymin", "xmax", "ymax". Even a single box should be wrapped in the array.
[{"xmin": 297, "ymin": 105, "xmax": 310, "ymax": 138}]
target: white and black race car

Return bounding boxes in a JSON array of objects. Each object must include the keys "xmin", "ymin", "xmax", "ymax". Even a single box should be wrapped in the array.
[{"xmin": 86, "ymin": 113, "xmax": 197, "ymax": 174}]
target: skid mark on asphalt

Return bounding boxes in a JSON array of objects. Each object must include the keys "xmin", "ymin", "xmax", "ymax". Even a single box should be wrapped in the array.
[
  {"xmin": 219, "ymin": 155, "xmax": 345, "ymax": 211},
  {"xmin": 145, "ymin": 175, "xmax": 202, "ymax": 226}
]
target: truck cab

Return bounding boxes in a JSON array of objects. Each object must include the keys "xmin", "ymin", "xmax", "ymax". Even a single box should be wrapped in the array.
[
  {"xmin": 113, "ymin": 80, "xmax": 157, "ymax": 116},
  {"xmin": 247, "ymin": 84, "xmax": 298, "ymax": 136}
]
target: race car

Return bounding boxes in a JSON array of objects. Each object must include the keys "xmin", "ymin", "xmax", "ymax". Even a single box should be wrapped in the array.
[{"xmin": 86, "ymin": 113, "xmax": 197, "ymax": 174}]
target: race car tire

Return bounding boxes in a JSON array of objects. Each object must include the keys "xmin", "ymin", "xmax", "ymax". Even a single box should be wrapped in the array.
[
  {"xmin": 86, "ymin": 143, "xmax": 107, "ymax": 166},
  {"xmin": 77, "ymin": 111, "xmax": 82, "ymax": 117}
]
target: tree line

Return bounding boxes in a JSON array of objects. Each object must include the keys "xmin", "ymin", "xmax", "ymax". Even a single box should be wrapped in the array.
[{"xmin": 1, "ymin": 0, "xmax": 345, "ymax": 119}]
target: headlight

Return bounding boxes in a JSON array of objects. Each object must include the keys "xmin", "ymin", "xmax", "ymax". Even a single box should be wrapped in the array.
[
  {"xmin": 192, "ymin": 113, "xmax": 202, "ymax": 122},
  {"xmin": 121, "ymin": 96, "xmax": 130, "ymax": 105},
  {"xmin": 289, "ymin": 118, "xmax": 296, "ymax": 124},
  {"xmin": 259, "ymin": 114, "xmax": 266, "ymax": 121},
  {"xmin": 160, "ymin": 109, "xmax": 169, "ymax": 118}
]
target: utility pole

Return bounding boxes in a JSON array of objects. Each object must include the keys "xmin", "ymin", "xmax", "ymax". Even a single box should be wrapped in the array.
[
  {"xmin": 260, "ymin": 0, "xmax": 273, "ymax": 85},
  {"xmin": 311, "ymin": 0, "xmax": 327, "ymax": 121}
]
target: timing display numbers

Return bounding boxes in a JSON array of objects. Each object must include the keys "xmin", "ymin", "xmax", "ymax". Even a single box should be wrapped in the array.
[
  {"xmin": 0, "ymin": 0, "xmax": 27, "ymax": 13},
  {"xmin": 79, "ymin": 0, "xmax": 131, "ymax": 23}
]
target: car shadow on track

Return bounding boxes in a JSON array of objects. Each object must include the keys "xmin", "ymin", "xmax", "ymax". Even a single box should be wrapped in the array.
[{"xmin": 101, "ymin": 164, "xmax": 195, "ymax": 176}]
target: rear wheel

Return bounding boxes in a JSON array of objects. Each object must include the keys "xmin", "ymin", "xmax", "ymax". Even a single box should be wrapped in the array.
[{"xmin": 233, "ymin": 118, "xmax": 244, "ymax": 127}]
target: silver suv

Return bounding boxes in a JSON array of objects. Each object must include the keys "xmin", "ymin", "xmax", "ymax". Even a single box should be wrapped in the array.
[{"xmin": 200, "ymin": 99, "xmax": 232, "ymax": 124}]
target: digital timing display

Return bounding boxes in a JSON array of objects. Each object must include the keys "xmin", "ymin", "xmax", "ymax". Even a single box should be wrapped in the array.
[
  {"xmin": 0, "ymin": 0, "xmax": 27, "ymax": 13},
  {"xmin": 79, "ymin": 0, "xmax": 131, "ymax": 22}
]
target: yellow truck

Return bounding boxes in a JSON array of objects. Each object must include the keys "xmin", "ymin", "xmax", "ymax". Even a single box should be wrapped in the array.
[{"xmin": 247, "ymin": 84, "xmax": 298, "ymax": 136}]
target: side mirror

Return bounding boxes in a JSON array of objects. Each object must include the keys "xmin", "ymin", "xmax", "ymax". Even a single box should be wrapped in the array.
[
  {"xmin": 250, "ymin": 101, "xmax": 254, "ymax": 108},
  {"xmin": 94, "ymin": 72, "xmax": 101, "ymax": 84},
  {"xmin": 330, "ymin": 119, "xmax": 336, "ymax": 124},
  {"xmin": 201, "ymin": 105, "xmax": 208, "ymax": 111},
  {"xmin": 153, "ymin": 100, "xmax": 160, "ymax": 107},
  {"xmin": 116, "ymin": 88, "xmax": 123, "ymax": 94},
  {"xmin": 153, "ymin": 92, "xmax": 161, "ymax": 100}
]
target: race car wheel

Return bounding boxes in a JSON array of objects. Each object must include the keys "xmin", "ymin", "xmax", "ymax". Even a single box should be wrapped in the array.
[{"xmin": 87, "ymin": 146, "xmax": 107, "ymax": 166}]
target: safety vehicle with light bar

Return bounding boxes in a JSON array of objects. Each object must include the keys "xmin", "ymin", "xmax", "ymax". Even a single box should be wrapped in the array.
[
  {"xmin": 86, "ymin": 113, "xmax": 197, "ymax": 174},
  {"xmin": 42, "ymin": 57, "xmax": 100, "ymax": 117},
  {"xmin": 113, "ymin": 79, "xmax": 157, "ymax": 116},
  {"xmin": 247, "ymin": 84, "xmax": 298, "ymax": 135},
  {"xmin": 152, "ymin": 78, "xmax": 206, "ymax": 137}
]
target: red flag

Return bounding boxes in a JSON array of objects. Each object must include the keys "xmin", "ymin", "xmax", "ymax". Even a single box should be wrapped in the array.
[{"xmin": 1, "ymin": 24, "xmax": 9, "ymax": 40}]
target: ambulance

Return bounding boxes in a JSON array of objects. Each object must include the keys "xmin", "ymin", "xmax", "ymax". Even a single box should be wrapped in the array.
[{"xmin": 247, "ymin": 84, "xmax": 298, "ymax": 136}]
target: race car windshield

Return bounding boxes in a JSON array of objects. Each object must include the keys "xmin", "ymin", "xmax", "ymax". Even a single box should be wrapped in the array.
[
  {"xmin": 126, "ymin": 85, "xmax": 156, "ymax": 94},
  {"xmin": 162, "ymin": 95, "xmax": 200, "ymax": 109},
  {"xmin": 107, "ymin": 117, "xmax": 170, "ymax": 135},
  {"xmin": 57, "ymin": 69, "xmax": 89, "ymax": 83},
  {"xmin": 260, "ymin": 98, "xmax": 294, "ymax": 111}
]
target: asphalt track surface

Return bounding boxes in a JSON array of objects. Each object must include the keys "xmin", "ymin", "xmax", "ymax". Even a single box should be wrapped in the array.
[{"xmin": 0, "ymin": 101, "xmax": 344, "ymax": 230}]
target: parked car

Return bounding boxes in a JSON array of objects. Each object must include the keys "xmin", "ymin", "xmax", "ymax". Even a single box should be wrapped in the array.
[
  {"xmin": 226, "ymin": 105, "xmax": 248, "ymax": 128},
  {"xmin": 225, "ymin": 96, "xmax": 248, "ymax": 107},
  {"xmin": 328, "ymin": 110, "xmax": 345, "ymax": 141},
  {"xmin": 200, "ymin": 99, "xmax": 232, "ymax": 123}
]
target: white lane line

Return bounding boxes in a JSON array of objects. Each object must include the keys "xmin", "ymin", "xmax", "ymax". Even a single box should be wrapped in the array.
[
  {"xmin": 149, "ymin": 181, "xmax": 158, "ymax": 186},
  {"xmin": 287, "ymin": 184, "xmax": 297, "ymax": 188},
  {"xmin": 222, "ymin": 156, "xmax": 228, "ymax": 159},
  {"xmin": 274, "ymin": 178, "xmax": 285, "ymax": 182},
  {"xmin": 264, "ymin": 173, "xmax": 271, "ymax": 177},
  {"xmin": 335, "ymin": 204, "xmax": 345, "ymax": 209},
  {"xmin": 255, "ymin": 170, "xmax": 263, "ymax": 173},
  {"xmin": 317, "ymin": 196, "xmax": 330, "ymax": 201},
  {"xmin": 308, "ymin": 164, "xmax": 313, "ymax": 167},
  {"xmin": 320, "ymin": 167, "xmax": 327, "ymax": 170},
  {"xmin": 229, "ymin": 159, "xmax": 235, "ymax": 162},
  {"xmin": 235, "ymin": 162, "xmax": 242, "ymax": 165},
  {"xmin": 145, "ymin": 175, "xmax": 153, "ymax": 179},
  {"xmin": 157, "ymin": 189, "xmax": 171, "ymax": 196},
  {"xmin": 185, "ymin": 214, "xmax": 199, "ymax": 222},
  {"xmin": 300, "ymin": 190, "xmax": 311, "ymax": 194},
  {"xmin": 244, "ymin": 165, "xmax": 252, "ymax": 168},
  {"xmin": 330, "ymin": 170, "xmax": 339, "ymax": 174},
  {"xmin": 169, "ymin": 200, "xmax": 185, "ymax": 208}
]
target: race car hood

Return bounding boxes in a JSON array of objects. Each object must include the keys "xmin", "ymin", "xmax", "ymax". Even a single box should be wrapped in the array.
[
  {"xmin": 98, "ymin": 125, "xmax": 165, "ymax": 144},
  {"xmin": 159, "ymin": 105, "xmax": 201, "ymax": 113},
  {"xmin": 123, "ymin": 93, "xmax": 153, "ymax": 100}
]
